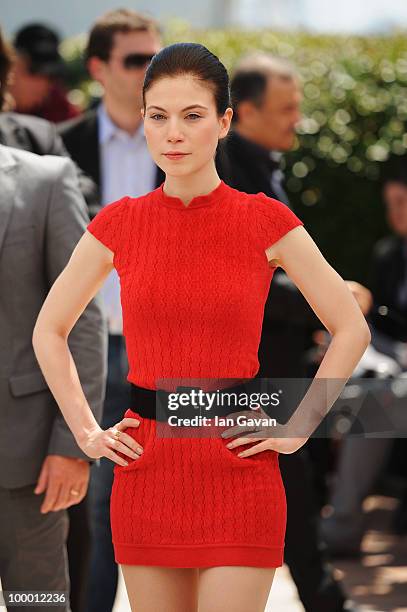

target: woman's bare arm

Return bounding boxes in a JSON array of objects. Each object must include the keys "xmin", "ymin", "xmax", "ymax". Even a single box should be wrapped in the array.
[
  {"xmin": 270, "ymin": 226, "xmax": 370, "ymax": 438},
  {"xmin": 266, "ymin": 225, "xmax": 371, "ymax": 379},
  {"xmin": 223, "ymin": 226, "xmax": 372, "ymax": 456},
  {"xmin": 32, "ymin": 231, "xmax": 141, "ymax": 465}
]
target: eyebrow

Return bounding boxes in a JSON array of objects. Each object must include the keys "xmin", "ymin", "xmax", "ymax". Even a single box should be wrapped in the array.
[{"xmin": 146, "ymin": 104, "xmax": 208, "ymax": 112}]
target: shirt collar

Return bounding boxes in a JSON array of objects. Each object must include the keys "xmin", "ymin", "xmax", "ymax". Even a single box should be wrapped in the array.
[
  {"xmin": 97, "ymin": 101, "xmax": 145, "ymax": 145},
  {"xmin": 269, "ymin": 149, "xmax": 283, "ymax": 167}
]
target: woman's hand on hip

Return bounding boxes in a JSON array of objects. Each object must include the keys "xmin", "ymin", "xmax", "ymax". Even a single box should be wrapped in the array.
[
  {"xmin": 78, "ymin": 417, "xmax": 143, "ymax": 466},
  {"xmin": 220, "ymin": 409, "xmax": 309, "ymax": 456}
]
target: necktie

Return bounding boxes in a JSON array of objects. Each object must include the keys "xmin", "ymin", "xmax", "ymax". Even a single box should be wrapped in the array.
[{"xmin": 267, "ymin": 153, "xmax": 290, "ymax": 206}]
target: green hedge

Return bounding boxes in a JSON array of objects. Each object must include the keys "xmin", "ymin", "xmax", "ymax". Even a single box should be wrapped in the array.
[{"xmin": 60, "ymin": 21, "xmax": 407, "ymax": 282}]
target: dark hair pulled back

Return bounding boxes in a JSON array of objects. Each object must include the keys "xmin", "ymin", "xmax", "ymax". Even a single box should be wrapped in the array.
[{"xmin": 142, "ymin": 42, "xmax": 231, "ymax": 116}]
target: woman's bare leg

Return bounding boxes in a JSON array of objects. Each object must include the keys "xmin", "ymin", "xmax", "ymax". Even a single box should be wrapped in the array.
[
  {"xmin": 120, "ymin": 565, "xmax": 199, "ymax": 612},
  {"xmin": 198, "ymin": 566, "xmax": 277, "ymax": 612}
]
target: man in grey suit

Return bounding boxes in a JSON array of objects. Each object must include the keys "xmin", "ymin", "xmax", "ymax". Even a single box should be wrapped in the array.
[
  {"xmin": 0, "ymin": 144, "xmax": 106, "ymax": 611},
  {"xmin": 0, "ymin": 25, "xmax": 101, "ymax": 610}
]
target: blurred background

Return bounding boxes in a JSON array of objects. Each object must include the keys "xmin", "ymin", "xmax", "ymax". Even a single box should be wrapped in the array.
[
  {"xmin": 4, "ymin": 0, "xmax": 407, "ymax": 34},
  {"xmin": 4, "ymin": 0, "xmax": 407, "ymax": 281}
]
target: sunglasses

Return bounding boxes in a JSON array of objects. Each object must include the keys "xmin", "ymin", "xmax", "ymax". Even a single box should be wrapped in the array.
[{"xmin": 115, "ymin": 53, "xmax": 155, "ymax": 69}]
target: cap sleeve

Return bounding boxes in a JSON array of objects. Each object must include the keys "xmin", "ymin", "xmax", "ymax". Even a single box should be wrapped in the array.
[
  {"xmin": 86, "ymin": 196, "xmax": 128, "ymax": 253},
  {"xmin": 252, "ymin": 192, "xmax": 304, "ymax": 251}
]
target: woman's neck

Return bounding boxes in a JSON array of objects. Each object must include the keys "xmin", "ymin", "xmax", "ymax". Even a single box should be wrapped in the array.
[{"xmin": 163, "ymin": 167, "xmax": 221, "ymax": 206}]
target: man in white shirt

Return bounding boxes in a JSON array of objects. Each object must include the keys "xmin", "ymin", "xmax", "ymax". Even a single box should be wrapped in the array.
[{"xmin": 59, "ymin": 9, "xmax": 163, "ymax": 612}]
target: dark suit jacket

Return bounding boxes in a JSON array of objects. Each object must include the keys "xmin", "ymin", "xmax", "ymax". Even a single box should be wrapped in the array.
[
  {"xmin": 367, "ymin": 234, "xmax": 407, "ymax": 342},
  {"xmin": 58, "ymin": 108, "xmax": 165, "ymax": 211},
  {"xmin": 0, "ymin": 112, "xmax": 98, "ymax": 209},
  {"xmin": 216, "ymin": 130, "xmax": 321, "ymax": 378}
]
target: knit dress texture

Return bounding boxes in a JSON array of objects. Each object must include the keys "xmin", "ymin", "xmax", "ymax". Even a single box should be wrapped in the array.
[{"xmin": 86, "ymin": 179, "xmax": 304, "ymax": 568}]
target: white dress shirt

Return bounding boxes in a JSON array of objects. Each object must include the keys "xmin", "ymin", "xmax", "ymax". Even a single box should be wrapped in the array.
[{"xmin": 97, "ymin": 102, "xmax": 157, "ymax": 334}]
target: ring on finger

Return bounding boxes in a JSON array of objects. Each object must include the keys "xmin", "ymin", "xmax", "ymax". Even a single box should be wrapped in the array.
[{"xmin": 112, "ymin": 428, "xmax": 121, "ymax": 440}]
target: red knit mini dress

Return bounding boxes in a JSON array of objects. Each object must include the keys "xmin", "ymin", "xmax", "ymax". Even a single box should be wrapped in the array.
[{"xmin": 86, "ymin": 179, "xmax": 304, "ymax": 568}]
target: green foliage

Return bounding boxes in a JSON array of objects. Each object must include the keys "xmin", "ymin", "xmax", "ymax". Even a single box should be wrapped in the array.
[{"xmin": 60, "ymin": 20, "xmax": 407, "ymax": 280}]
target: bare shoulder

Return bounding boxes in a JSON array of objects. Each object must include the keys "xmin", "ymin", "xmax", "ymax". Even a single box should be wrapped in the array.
[
  {"xmin": 265, "ymin": 224, "xmax": 307, "ymax": 267},
  {"xmin": 245, "ymin": 190, "xmax": 305, "ymax": 267}
]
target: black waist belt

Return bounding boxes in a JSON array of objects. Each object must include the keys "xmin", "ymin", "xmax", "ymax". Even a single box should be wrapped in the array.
[{"xmin": 129, "ymin": 379, "xmax": 260, "ymax": 422}]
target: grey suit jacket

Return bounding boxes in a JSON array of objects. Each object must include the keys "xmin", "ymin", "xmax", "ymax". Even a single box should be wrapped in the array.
[
  {"xmin": 0, "ymin": 111, "xmax": 99, "ymax": 212},
  {"xmin": 0, "ymin": 145, "xmax": 107, "ymax": 489}
]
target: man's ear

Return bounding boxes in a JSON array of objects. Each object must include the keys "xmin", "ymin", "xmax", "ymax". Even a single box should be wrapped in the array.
[
  {"xmin": 236, "ymin": 100, "xmax": 256, "ymax": 124},
  {"xmin": 87, "ymin": 56, "xmax": 105, "ymax": 83}
]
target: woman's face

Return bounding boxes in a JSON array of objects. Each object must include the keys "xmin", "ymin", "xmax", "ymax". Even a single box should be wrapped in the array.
[{"xmin": 141, "ymin": 74, "xmax": 232, "ymax": 177}]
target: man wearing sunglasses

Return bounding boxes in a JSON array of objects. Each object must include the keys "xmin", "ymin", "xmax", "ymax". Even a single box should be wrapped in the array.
[
  {"xmin": 59, "ymin": 8, "xmax": 163, "ymax": 207},
  {"xmin": 58, "ymin": 9, "xmax": 163, "ymax": 612}
]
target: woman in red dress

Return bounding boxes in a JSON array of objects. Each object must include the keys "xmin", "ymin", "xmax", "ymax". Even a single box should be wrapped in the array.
[{"xmin": 33, "ymin": 42, "xmax": 371, "ymax": 611}]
